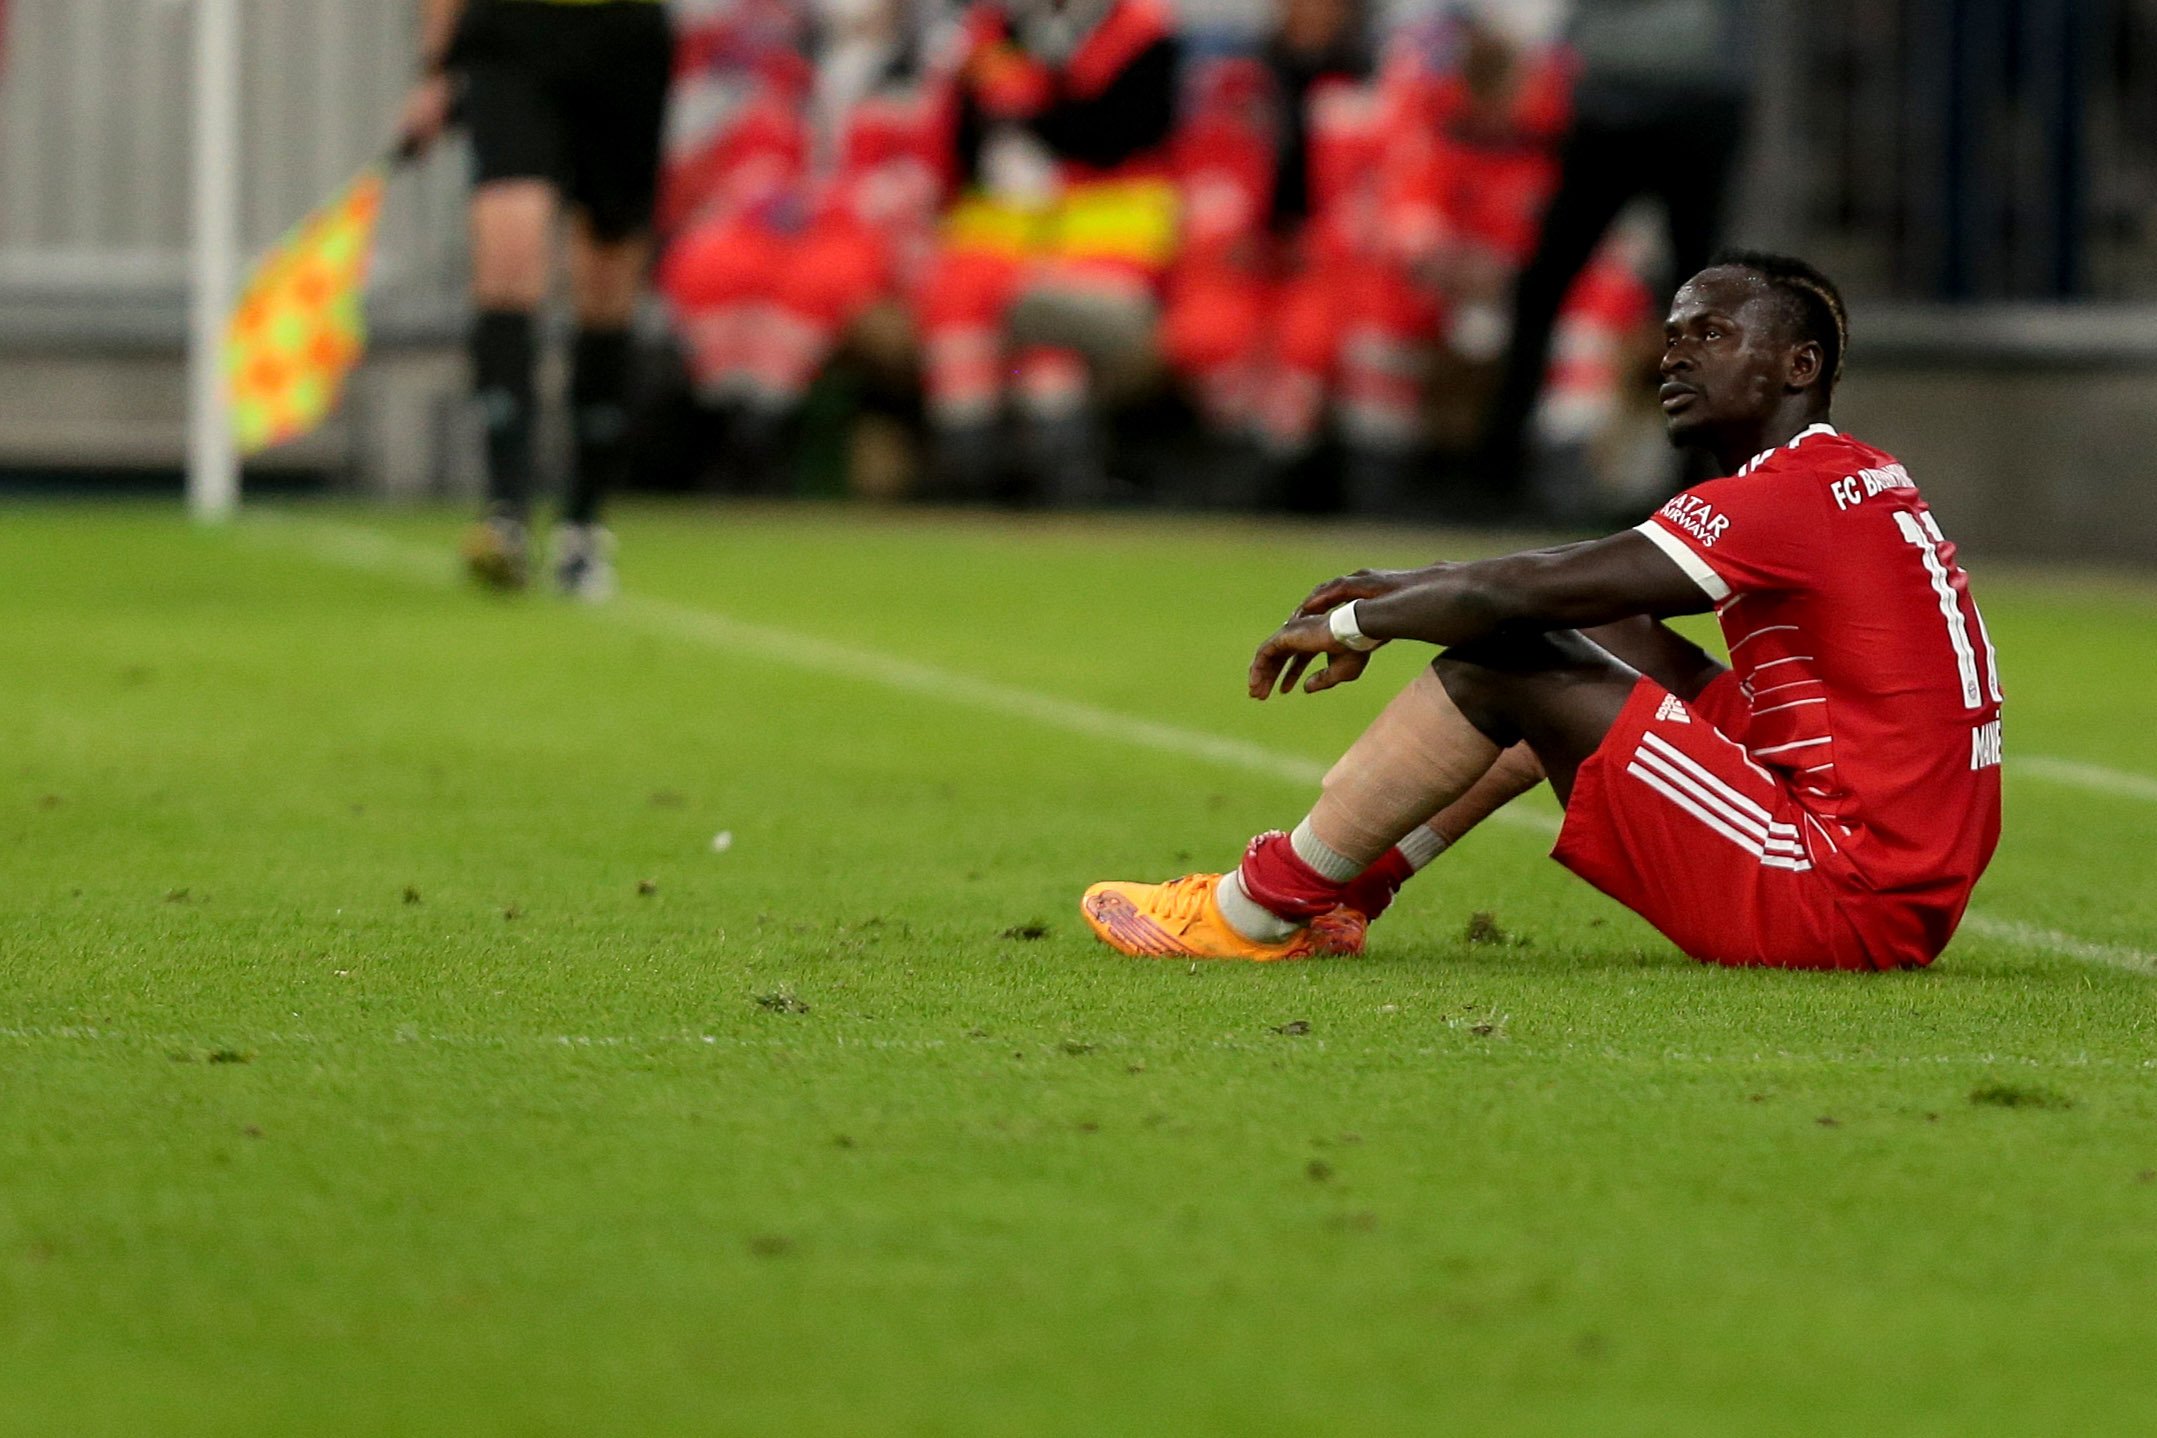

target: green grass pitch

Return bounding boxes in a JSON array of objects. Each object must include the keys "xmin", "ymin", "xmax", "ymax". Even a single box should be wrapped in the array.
[{"xmin": 3, "ymin": 502, "xmax": 2154, "ymax": 1436}]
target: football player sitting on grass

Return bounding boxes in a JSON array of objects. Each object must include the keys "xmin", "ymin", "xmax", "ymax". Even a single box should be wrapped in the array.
[{"xmin": 1083, "ymin": 253, "xmax": 2003, "ymax": 972}]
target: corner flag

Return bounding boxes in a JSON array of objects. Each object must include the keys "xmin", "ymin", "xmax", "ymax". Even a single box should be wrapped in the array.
[{"xmin": 224, "ymin": 164, "xmax": 387, "ymax": 456}]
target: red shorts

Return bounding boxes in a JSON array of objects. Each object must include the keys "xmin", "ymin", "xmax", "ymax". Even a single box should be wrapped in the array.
[{"xmin": 1553, "ymin": 677, "xmax": 1887, "ymax": 971}]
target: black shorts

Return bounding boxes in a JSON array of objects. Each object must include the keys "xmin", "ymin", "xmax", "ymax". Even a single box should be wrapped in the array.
[{"xmin": 457, "ymin": 1, "xmax": 675, "ymax": 241}]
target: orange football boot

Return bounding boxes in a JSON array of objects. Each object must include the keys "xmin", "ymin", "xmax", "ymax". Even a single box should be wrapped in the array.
[{"xmin": 1081, "ymin": 873, "xmax": 1326, "ymax": 961}]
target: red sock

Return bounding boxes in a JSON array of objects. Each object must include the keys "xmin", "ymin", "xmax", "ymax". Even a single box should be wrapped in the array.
[
  {"xmin": 1236, "ymin": 830, "xmax": 1349, "ymax": 922},
  {"xmin": 1339, "ymin": 847, "xmax": 1414, "ymax": 922}
]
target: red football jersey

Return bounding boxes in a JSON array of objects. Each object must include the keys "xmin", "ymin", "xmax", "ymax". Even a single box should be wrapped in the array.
[{"xmin": 1634, "ymin": 424, "xmax": 2004, "ymax": 964}]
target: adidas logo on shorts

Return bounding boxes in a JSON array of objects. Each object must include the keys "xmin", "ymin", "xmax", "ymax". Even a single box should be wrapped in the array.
[{"xmin": 1655, "ymin": 694, "xmax": 1691, "ymax": 725}]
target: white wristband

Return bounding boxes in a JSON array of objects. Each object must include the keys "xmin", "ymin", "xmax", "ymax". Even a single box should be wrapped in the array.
[{"xmin": 1327, "ymin": 601, "xmax": 1382, "ymax": 652}]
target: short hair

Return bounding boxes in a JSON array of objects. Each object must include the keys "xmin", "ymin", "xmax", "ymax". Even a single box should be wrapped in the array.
[{"xmin": 1706, "ymin": 249, "xmax": 1849, "ymax": 389}]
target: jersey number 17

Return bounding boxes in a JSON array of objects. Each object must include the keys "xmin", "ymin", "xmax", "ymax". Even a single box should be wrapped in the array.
[{"xmin": 1895, "ymin": 508, "xmax": 2003, "ymax": 712}]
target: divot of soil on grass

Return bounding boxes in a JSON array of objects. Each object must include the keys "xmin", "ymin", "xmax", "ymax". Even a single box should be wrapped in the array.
[
  {"xmin": 403, "ymin": 886, "xmax": 422, "ymax": 904},
  {"xmin": 636, "ymin": 879, "xmax": 658, "ymax": 896},
  {"xmin": 1272, "ymin": 1020, "xmax": 1311, "ymax": 1036},
  {"xmin": 1001, "ymin": 922, "xmax": 1050, "ymax": 940},
  {"xmin": 1464, "ymin": 912, "xmax": 1507, "ymax": 945},
  {"xmin": 1306, "ymin": 1159, "xmax": 1334, "ymax": 1183},
  {"xmin": 1969, "ymin": 1083, "xmax": 2073, "ymax": 1110},
  {"xmin": 754, "ymin": 992, "xmax": 810, "ymax": 1014}
]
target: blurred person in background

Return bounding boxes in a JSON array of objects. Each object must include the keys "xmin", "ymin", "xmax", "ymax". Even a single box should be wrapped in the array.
[
  {"xmin": 1371, "ymin": 4, "xmax": 1657, "ymax": 517},
  {"xmin": 1333, "ymin": 7, "xmax": 1584, "ymax": 513},
  {"xmin": 1158, "ymin": 0, "xmax": 1379, "ymax": 508},
  {"xmin": 398, "ymin": 0, "xmax": 676, "ymax": 599},
  {"xmin": 1474, "ymin": 0, "xmax": 1756, "ymax": 515},
  {"xmin": 659, "ymin": 0, "xmax": 950, "ymax": 490},
  {"xmin": 1163, "ymin": 5, "xmax": 1654, "ymax": 518},
  {"xmin": 917, "ymin": 0, "xmax": 1182, "ymax": 504},
  {"xmin": 655, "ymin": 0, "xmax": 812, "ymax": 244}
]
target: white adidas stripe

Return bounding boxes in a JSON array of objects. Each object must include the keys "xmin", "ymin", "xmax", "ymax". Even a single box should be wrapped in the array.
[
  {"xmin": 1625, "ymin": 762, "xmax": 1765, "ymax": 856},
  {"xmin": 1633, "ymin": 747, "xmax": 1773, "ymax": 843},
  {"xmin": 1629, "ymin": 742, "xmax": 1812, "ymax": 871},
  {"xmin": 1640, "ymin": 732, "xmax": 1791, "ymax": 833},
  {"xmin": 1637, "ymin": 738, "xmax": 1807, "ymax": 859}
]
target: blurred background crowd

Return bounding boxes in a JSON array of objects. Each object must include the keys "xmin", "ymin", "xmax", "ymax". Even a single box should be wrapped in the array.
[
  {"xmin": 1, "ymin": 0, "xmax": 2154, "ymax": 550},
  {"xmin": 651, "ymin": 0, "xmax": 1708, "ymax": 525}
]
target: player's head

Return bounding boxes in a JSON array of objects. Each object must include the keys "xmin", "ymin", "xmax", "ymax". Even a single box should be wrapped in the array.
[{"xmin": 1659, "ymin": 252, "xmax": 1848, "ymax": 449}]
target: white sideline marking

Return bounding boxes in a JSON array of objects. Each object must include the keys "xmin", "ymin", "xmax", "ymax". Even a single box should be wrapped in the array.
[
  {"xmin": 614, "ymin": 590, "xmax": 1346, "ymax": 793},
  {"xmin": 243, "ymin": 515, "xmax": 2153, "ymax": 975},
  {"xmin": 246, "ymin": 513, "xmax": 1564, "ymax": 832},
  {"xmin": 1957, "ymin": 916, "xmax": 2157, "ymax": 976},
  {"xmin": 2013, "ymin": 755, "xmax": 2157, "ymax": 804}
]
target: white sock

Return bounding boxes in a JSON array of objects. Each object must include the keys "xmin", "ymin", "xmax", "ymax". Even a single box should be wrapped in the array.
[
  {"xmin": 1215, "ymin": 870, "xmax": 1300, "ymax": 943},
  {"xmin": 1289, "ymin": 819, "xmax": 1362, "ymax": 883},
  {"xmin": 1397, "ymin": 826, "xmax": 1450, "ymax": 872}
]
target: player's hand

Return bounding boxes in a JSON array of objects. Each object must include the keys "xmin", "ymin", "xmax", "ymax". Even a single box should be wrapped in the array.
[
  {"xmin": 395, "ymin": 73, "xmax": 455, "ymax": 158},
  {"xmin": 1249, "ymin": 615, "xmax": 1374, "ymax": 700},
  {"xmin": 1292, "ymin": 566, "xmax": 1435, "ymax": 619}
]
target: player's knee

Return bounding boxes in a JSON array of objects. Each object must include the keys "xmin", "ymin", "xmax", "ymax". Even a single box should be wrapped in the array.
[
  {"xmin": 1430, "ymin": 654, "xmax": 1521, "ymax": 749},
  {"xmin": 1433, "ymin": 628, "xmax": 1612, "ymax": 743}
]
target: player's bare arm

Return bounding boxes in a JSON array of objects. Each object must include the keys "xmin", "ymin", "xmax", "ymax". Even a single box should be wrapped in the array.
[{"xmin": 1249, "ymin": 530, "xmax": 1710, "ymax": 699}]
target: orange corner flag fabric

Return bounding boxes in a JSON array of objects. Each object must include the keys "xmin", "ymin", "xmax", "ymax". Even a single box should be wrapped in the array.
[{"xmin": 225, "ymin": 166, "xmax": 386, "ymax": 455}]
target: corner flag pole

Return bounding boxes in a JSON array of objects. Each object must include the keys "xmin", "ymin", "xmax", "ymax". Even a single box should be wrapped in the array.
[{"xmin": 187, "ymin": 0, "xmax": 241, "ymax": 522}]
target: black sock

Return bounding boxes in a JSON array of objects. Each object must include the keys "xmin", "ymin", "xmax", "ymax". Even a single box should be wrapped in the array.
[
  {"xmin": 565, "ymin": 327, "xmax": 633, "ymax": 527},
  {"xmin": 471, "ymin": 309, "xmax": 537, "ymax": 517}
]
